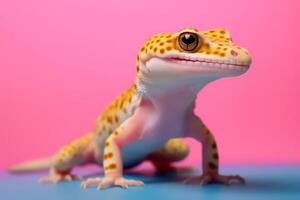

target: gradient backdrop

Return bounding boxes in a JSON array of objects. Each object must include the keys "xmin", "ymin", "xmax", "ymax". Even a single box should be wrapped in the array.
[{"xmin": 0, "ymin": 0, "xmax": 299, "ymax": 169}]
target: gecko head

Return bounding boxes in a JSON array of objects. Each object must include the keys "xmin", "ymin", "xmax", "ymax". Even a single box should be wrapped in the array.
[{"xmin": 136, "ymin": 28, "xmax": 252, "ymax": 90}]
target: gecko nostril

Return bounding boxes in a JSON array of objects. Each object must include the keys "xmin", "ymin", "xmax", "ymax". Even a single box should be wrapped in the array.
[{"xmin": 230, "ymin": 50, "xmax": 238, "ymax": 57}]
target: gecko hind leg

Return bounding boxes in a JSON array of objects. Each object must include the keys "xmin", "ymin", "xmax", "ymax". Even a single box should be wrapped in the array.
[
  {"xmin": 147, "ymin": 138, "xmax": 191, "ymax": 173},
  {"xmin": 39, "ymin": 168, "xmax": 81, "ymax": 184},
  {"xmin": 40, "ymin": 133, "xmax": 95, "ymax": 184}
]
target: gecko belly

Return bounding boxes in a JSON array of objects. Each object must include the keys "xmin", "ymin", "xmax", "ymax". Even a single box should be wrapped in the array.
[
  {"xmin": 121, "ymin": 137, "xmax": 167, "ymax": 168},
  {"xmin": 121, "ymin": 116, "xmax": 186, "ymax": 168}
]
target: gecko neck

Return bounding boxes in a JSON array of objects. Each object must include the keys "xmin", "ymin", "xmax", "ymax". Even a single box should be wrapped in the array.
[{"xmin": 136, "ymin": 77, "xmax": 215, "ymax": 112}]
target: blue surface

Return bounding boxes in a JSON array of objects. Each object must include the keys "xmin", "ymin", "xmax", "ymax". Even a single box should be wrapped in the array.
[{"xmin": 0, "ymin": 164, "xmax": 299, "ymax": 200}]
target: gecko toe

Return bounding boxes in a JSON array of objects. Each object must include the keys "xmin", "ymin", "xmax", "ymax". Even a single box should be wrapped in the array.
[{"xmin": 81, "ymin": 177, "xmax": 103, "ymax": 189}]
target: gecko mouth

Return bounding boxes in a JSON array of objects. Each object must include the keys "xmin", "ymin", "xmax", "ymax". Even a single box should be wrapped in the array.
[{"xmin": 164, "ymin": 56, "xmax": 250, "ymax": 70}]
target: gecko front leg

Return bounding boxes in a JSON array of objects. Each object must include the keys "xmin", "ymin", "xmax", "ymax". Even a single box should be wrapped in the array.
[
  {"xmin": 81, "ymin": 101, "xmax": 150, "ymax": 189},
  {"xmin": 184, "ymin": 115, "xmax": 245, "ymax": 185}
]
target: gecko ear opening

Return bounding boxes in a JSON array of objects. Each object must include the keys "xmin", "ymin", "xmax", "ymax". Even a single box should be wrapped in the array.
[{"xmin": 177, "ymin": 32, "xmax": 202, "ymax": 52}]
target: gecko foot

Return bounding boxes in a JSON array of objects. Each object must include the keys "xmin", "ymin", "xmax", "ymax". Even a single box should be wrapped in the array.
[
  {"xmin": 39, "ymin": 173, "xmax": 81, "ymax": 184},
  {"xmin": 80, "ymin": 176, "xmax": 144, "ymax": 190},
  {"xmin": 183, "ymin": 173, "xmax": 245, "ymax": 185}
]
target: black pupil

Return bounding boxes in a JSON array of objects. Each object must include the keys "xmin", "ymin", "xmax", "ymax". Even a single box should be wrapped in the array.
[{"xmin": 182, "ymin": 34, "xmax": 196, "ymax": 45}]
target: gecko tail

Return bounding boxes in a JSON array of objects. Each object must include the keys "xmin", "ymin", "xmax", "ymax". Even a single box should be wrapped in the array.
[{"xmin": 8, "ymin": 157, "xmax": 53, "ymax": 173}]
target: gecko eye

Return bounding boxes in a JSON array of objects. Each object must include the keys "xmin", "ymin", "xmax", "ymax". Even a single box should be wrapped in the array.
[{"xmin": 177, "ymin": 32, "xmax": 202, "ymax": 52}]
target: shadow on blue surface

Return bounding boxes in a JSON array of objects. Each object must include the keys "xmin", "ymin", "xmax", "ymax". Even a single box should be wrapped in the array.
[{"xmin": 0, "ymin": 164, "xmax": 299, "ymax": 200}]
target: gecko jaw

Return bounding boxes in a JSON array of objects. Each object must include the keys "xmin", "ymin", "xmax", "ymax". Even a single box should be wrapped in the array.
[{"xmin": 162, "ymin": 55, "xmax": 250, "ymax": 71}]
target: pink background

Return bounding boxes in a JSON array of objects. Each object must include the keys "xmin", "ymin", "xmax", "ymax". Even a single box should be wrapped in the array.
[{"xmin": 1, "ymin": 0, "xmax": 299, "ymax": 169}]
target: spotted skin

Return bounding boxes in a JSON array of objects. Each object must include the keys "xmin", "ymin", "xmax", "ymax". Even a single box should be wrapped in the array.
[
  {"xmin": 11, "ymin": 28, "xmax": 251, "ymax": 189},
  {"xmin": 53, "ymin": 134, "xmax": 94, "ymax": 172}
]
